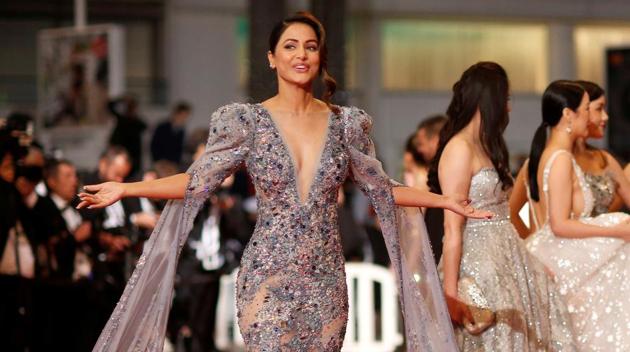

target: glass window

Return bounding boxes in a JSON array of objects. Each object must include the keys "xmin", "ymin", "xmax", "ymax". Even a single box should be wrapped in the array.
[{"xmin": 381, "ymin": 20, "xmax": 549, "ymax": 93}]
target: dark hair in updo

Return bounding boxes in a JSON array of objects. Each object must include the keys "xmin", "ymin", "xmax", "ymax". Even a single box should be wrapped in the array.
[
  {"xmin": 574, "ymin": 80, "xmax": 604, "ymax": 101},
  {"xmin": 268, "ymin": 12, "xmax": 338, "ymax": 112}
]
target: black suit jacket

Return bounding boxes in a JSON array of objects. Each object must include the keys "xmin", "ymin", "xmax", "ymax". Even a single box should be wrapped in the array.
[
  {"xmin": 30, "ymin": 195, "xmax": 81, "ymax": 279},
  {"xmin": 178, "ymin": 198, "xmax": 253, "ymax": 279}
]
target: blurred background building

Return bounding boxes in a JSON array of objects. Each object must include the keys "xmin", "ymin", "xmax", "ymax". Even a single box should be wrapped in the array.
[{"xmin": 2, "ymin": 0, "xmax": 630, "ymax": 174}]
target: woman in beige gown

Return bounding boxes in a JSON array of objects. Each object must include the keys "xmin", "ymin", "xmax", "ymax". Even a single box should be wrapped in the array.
[{"xmin": 523, "ymin": 80, "xmax": 630, "ymax": 351}]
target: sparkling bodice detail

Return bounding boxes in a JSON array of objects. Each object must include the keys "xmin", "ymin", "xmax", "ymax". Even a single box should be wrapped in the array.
[
  {"xmin": 465, "ymin": 168, "xmax": 510, "ymax": 227},
  {"xmin": 584, "ymin": 172, "xmax": 617, "ymax": 216}
]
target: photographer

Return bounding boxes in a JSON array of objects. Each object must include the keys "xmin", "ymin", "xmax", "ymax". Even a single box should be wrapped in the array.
[{"xmin": 0, "ymin": 112, "xmax": 43, "ymax": 351}]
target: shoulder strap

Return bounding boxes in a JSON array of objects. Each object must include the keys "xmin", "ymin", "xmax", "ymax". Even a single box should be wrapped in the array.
[
  {"xmin": 543, "ymin": 149, "xmax": 595, "ymax": 219},
  {"xmin": 541, "ymin": 150, "xmax": 571, "ymax": 195}
]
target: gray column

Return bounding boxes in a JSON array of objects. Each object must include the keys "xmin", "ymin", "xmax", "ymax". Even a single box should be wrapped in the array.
[
  {"xmin": 247, "ymin": 0, "xmax": 287, "ymax": 102},
  {"xmin": 548, "ymin": 23, "xmax": 576, "ymax": 81},
  {"xmin": 164, "ymin": 0, "xmax": 243, "ymax": 131},
  {"xmin": 311, "ymin": 0, "xmax": 346, "ymax": 105}
]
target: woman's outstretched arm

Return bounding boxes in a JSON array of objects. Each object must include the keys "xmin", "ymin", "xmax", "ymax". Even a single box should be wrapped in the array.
[
  {"xmin": 77, "ymin": 173, "xmax": 190, "ymax": 209},
  {"xmin": 392, "ymin": 186, "xmax": 492, "ymax": 220}
]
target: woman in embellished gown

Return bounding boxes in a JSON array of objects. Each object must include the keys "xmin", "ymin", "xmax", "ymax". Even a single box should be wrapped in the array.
[
  {"xmin": 77, "ymin": 12, "xmax": 492, "ymax": 352},
  {"xmin": 523, "ymin": 80, "xmax": 630, "ymax": 351},
  {"xmin": 510, "ymin": 80, "xmax": 630, "ymax": 236},
  {"xmin": 429, "ymin": 62, "xmax": 576, "ymax": 351}
]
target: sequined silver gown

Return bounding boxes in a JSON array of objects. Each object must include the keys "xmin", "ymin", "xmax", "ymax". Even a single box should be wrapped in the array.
[
  {"xmin": 584, "ymin": 172, "xmax": 617, "ymax": 216},
  {"xmin": 92, "ymin": 103, "xmax": 459, "ymax": 351},
  {"xmin": 526, "ymin": 150, "xmax": 630, "ymax": 351},
  {"xmin": 441, "ymin": 167, "xmax": 575, "ymax": 351}
]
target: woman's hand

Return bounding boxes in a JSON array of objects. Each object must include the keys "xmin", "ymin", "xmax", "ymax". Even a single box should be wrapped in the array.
[
  {"xmin": 446, "ymin": 194, "xmax": 494, "ymax": 219},
  {"xmin": 77, "ymin": 182, "xmax": 126, "ymax": 209},
  {"xmin": 446, "ymin": 293, "xmax": 495, "ymax": 335},
  {"xmin": 445, "ymin": 293, "xmax": 474, "ymax": 326}
]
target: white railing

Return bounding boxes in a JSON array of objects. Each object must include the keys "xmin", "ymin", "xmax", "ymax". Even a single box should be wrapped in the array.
[{"xmin": 215, "ymin": 262, "xmax": 403, "ymax": 352}]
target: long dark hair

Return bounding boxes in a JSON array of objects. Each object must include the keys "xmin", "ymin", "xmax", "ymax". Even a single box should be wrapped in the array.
[
  {"xmin": 527, "ymin": 80, "xmax": 586, "ymax": 201},
  {"xmin": 574, "ymin": 80, "xmax": 604, "ymax": 101},
  {"xmin": 269, "ymin": 12, "xmax": 338, "ymax": 113},
  {"xmin": 427, "ymin": 61, "xmax": 512, "ymax": 194}
]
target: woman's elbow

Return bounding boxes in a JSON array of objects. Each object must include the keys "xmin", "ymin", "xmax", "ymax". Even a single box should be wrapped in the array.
[{"xmin": 549, "ymin": 220, "xmax": 572, "ymax": 238}]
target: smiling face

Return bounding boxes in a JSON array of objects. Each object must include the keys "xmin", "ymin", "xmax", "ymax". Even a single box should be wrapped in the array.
[
  {"xmin": 268, "ymin": 23, "xmax": 321, "ymax": 88},
  {"xmin": 586, "ymin": 95, "xmax": 608, "ymax": 139}
]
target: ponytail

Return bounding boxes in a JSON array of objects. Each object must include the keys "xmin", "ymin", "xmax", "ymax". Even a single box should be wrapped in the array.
[
  {"xmin": 527, "ymin": 122, "xmax": 548, "ymax": 201},
  {"xmin": 528, "ymin": 80, "xmax": 586, "ymax": 201}
]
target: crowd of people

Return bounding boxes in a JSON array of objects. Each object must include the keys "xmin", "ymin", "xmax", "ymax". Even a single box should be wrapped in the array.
[{"xmin": 3, "ymin": 10, "xmax": 630, "ymax": 352}]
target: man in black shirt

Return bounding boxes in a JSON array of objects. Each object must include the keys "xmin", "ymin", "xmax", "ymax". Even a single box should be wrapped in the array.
[{"xmin": 150, "ymin": 102, "xmax": 192, "ymax": 166}]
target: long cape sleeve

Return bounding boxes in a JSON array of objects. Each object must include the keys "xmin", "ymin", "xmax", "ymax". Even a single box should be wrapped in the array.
[
  {"xmin": 343, "ymin": 107, "xmax": 458, "ymax": 351},
  {"xmin": 92, "ymin": 103, "xmax": 254, "ymax": 352}
]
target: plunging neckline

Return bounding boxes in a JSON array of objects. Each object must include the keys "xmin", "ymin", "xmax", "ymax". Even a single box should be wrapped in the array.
[{"xmin": 257, "ymin": 103, "xmax": 333, "ymax": 207}]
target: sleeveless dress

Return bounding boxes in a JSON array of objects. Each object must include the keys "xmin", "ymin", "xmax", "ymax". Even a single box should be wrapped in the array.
[
  {"xmin": 92, "ymin": 103, "xmax": 458, "ymax": 351},
  {"xmin": 526, "ymin": 150, "xmax": 630, "ymax": 351},
  {"xmin": 441, "ymin": 168, "xmax": 575, "ymax": 351}
]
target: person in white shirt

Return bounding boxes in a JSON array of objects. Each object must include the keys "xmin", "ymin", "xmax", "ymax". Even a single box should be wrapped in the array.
[{"xmin": 43, "ymin": 160, "xmax": 92, "ymax": 279}]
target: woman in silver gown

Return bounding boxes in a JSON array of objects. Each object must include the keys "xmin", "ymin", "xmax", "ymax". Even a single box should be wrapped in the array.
[
  {"xmin": 572, "ymin": 80, "xmax": 630, "ymax": 216},
  {"xmin": 523, "ymin": 80, "xmax": 630, "ymax": 351},
  {"xmin": 78, "ymin": 12, "xmax": 492, "ymax": 352},
  {"xmin": 429, "ymin": 62, "xmax": 576, "ymax": 351}
]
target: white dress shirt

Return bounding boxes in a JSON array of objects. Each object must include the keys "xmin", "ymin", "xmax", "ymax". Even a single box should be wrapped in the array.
[{"xmin": 50, "ymin": 193, "xmax": 82, "ymax": 232}]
